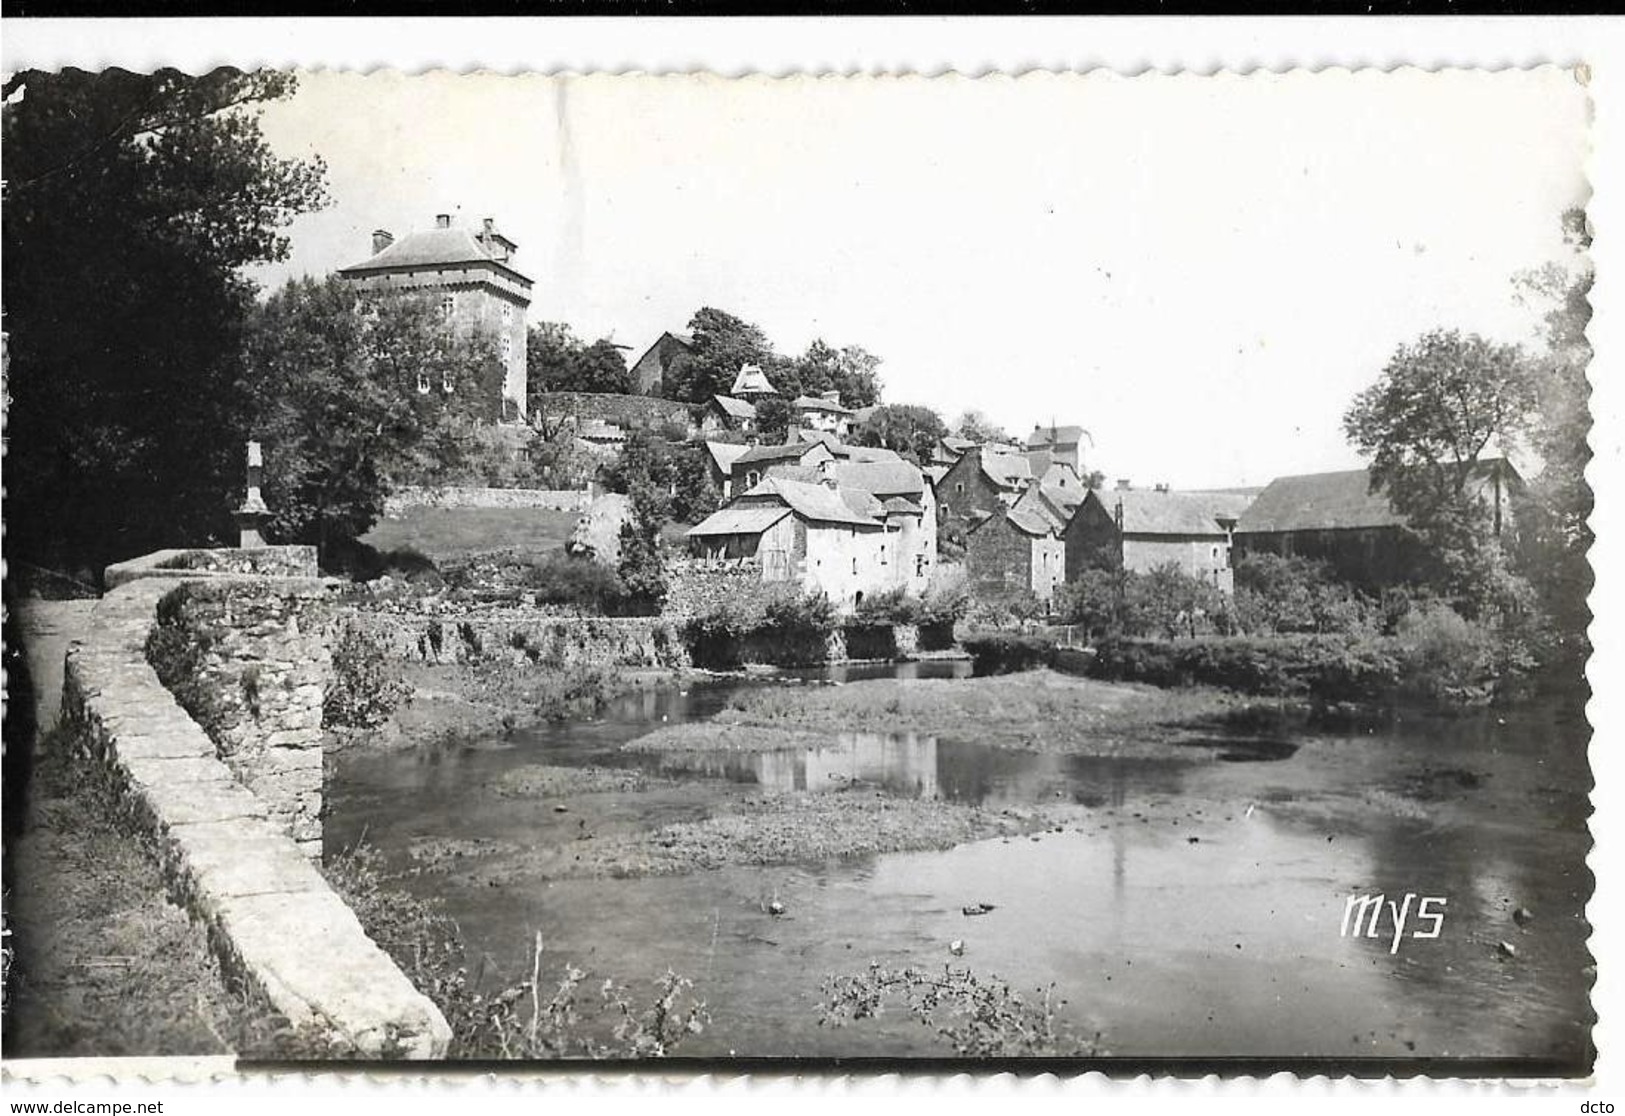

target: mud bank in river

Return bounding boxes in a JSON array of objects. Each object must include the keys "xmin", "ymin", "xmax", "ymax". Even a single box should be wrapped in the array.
[
  {"xmin": 700, "ymin": 670, "xmax": 1260, "ymax": 757},
  {"xmin": 428, "ymin": 778, "xmax": 1071, "ymax": 882}
]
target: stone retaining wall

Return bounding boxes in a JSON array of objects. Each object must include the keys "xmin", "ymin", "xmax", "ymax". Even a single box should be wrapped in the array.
[
  {"xmin": 354, "ymin": 610, "xmax": 689, "ymax": 670},
  {"xmin": 384, "ymin": 485, "xmax": 590, "ymax": 514},
  {"xmin": 106, "ymin": 545, "xmax": 319, "ymax": 589},
  {"xmin": 62, "ymin": 576, "xmax": 451, "ymax": 1058},
  {"xmin": 151, "ymin": 580, "xmax": 332, "ymax": 857}
]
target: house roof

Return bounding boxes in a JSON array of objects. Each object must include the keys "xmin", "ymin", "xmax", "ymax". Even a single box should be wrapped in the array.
[
  {"xmin": 737, "ymin": 477, "xmax": 882, "ymax": 528},
  {"xmin": 1094, "ymin": 489, "xmax": 1243, "ymax": 536},
  {"xmin": 1012, "ymin": 485, "xmax": 1069, "ymax": 532},
  {"xmin": 833, "ymin": 460, "xmax": 926, "ymax": 498},
  {"xmin": 1235, "ymin": 468, "xmax": 1420, "ymax": 534},
  {"xmin": 942, "ymin": 436, "xmax": 977, "ymax": 453},
  {"xmin": 1005, "ymin": 505, "xmax": 1059, "ymax": 537},
  {"xmin": 842, "ymin": 445, "xmax": 902, "ymax": 463},
  {"xmin": 703, "ymin": 441, "xmax": 749, "ymax": 474},
  {"xmin": 632, "ymin": 331, "xmax": 694, "ymax": 367},
  {"xmin": 731, "ymin": 364, "xmax": 778, "ymax": 396},
  {"xmin": 840, "ymin": 487, "xmax": 888, "ymax": 519},
  {"xmin": 1236, "ymin": 460, "xmax": 1521, "ymax": 535},
  {"xmin": 340, "ymin": 225, "xmax": 532, "ymax": 284},
  {"xmin": 924, "ymin": 465, "xmax": 950, "ymax": 485},
  {"xmin": 687, "ymin": 505, "xmax": 793, "ymax": 537},
  {"xmin": 733, "ymin": 441, "xmax": 832, "ymax": 470},
  {"xmin": 792, "ymin": 394, "xmax": 855, "ymax": 415},
  {"xmin": 710, "ymin": 395, "xmax": 757, "ymax": 420},
  {"xmin": 979, "ymin": 448, "xmax": 1034, "ymax": 489},
  {"xmin": 1026, "ymin": 425, "xmax": 1086, "ymax": 449},
  {"xmin": 883, "ymin": 496, "xmax": 923, "ymax": 516}
]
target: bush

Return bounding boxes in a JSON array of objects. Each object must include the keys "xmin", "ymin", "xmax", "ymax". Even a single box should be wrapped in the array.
[
  {"xmin": 1390, "ymin": 602, "xmax": 1498, "ymax": 701},
  {"xmin": 1232, "ymin": 553, "xmax": 1377, "ymax": 636},
  {"xmin": 853, "ymin": 586, "xmax": 921, "ymax": 626},
  {"xmin": 961, "ymin": 631, "xmax": 1059, "ymax": 675},
  {"xmin": 682, "ymin": 588, "xmax": 839, "ymax": 668},
  {"xmin": 523, "ymin": 552, "xmax": 629, "ymax": 614},
  {"xmin": 1089, "ymin": 634, "xmax": 1402, "ymax": 701},
  {"xmin": 324, "ymin": 622, "xmax": 408, "ymax": 729}
]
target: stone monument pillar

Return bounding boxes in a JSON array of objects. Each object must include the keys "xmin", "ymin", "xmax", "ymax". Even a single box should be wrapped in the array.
[{"xmin": 233, "ymin": 441, "xmax": 271, "ymax": 548}]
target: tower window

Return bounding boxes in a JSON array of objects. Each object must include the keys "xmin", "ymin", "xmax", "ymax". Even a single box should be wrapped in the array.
[
  {"xmin": 416, "ymin": 372, "xmax": 430, "ymax": 394},
  {"xmin": 442, "ymin": 369, "xmax": 455, "ymax": 393},
  {"xmin": 440, "ymin": 293, "xmax": 456, "ymax": 319}
]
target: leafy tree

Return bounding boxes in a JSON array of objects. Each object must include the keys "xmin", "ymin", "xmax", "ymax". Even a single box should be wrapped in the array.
[
  {"xmin": 664, "ymin": 307, "xmax": 780, "ymax": 404},
  {"xmin": 791, "ymin": 339, "xmax": 882, "ymax": 409},
  {"xmin": 755, "ymin": 396, "xmax": 794, "ymax": 443},
  {"xmin": 852, "ymin": 404, "xmax": 948, "ymax": 465},
  {"xmin": 2, "ymin": 68, "xmax": 328, "ymax": 578},
  {"xmin": 669, "ymin": 443, "xmax": 723, "ymax": 524},
  {"xmin": 526, "ymin": 322, "xmax": 631, "ymax": 399},
  {"xmin": 1342, "ymin": 329, "xmax": 1538, "ymax": 613},
  {"xmin": 954, "ymin": 410, "xmax": 1009, "ymax": 445},
  {"xmin": 243, "ymin": 277, "xmax": 497, "ymax": 559},
  {"xmin": 600, "ymin": 432, "xmax": 673, "ymax": 612},
  {"xmin": 1513, "ymin": 208, "xmax": 1593, "ymax": 649},
  {"xmin": 1343, "ymin": 329, "xmax": 1535, "ymax": 531}
]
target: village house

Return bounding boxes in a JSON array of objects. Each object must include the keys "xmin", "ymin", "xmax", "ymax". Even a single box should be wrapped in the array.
[
  {"xmin": 935, "ymin": 445, "xmax": 1034, "ymax": 523},
  {"xmin": 833, "ymin": 459, "xmax": 939, "ymax": 596},
  {"xmin": 965, "ymin": 504, "xmax": 1066, "ymax": 602},
  {"xmin": 931, "ymin": 435, "xmax": 978, "ymax": 467},
  {"xmin": 1232, "ymin": 460, "xmax": 1523, "ymax": 590},
  {"xmin": 702, "ymin": 441, "xmax": 750, "ymax": 499},
  {"xmin": 1024, "ymin": 424, "xmax": 1089, "ymax": 475},
  {"xmin": 685, "ymin": 476, "xmax": 894, "ymax": 611},
  {"xmin": 1063, "ymin": 485, "xmax": 1252, "ymax": 593},
  {"xmin": 728, "ymin": 440, "xmax": 837, "ymax": 493},
  {"xmin": 701, "ymin": 394, "xmax": 758, "ymax": 436},
  {"xmin": 792, "ymin": 391, "xmax": 856, "ymax": 439},
  {"xmin": 340, "ymin": 213, "xmax": 531, "ymax": 419},
  {"xmin": 628, "ymin": 330, "xmax": 693, "ymax": 396}
]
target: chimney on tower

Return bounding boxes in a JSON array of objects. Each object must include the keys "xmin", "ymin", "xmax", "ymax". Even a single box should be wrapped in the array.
[{"xmin": 371, "ymin": 229, "xmax": 394, "ymax": 255}]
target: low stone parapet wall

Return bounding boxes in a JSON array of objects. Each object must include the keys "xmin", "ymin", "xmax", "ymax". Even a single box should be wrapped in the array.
[
  {"xmin": 105, "ymin": 545, "xmax": 319, "ymax": 589},
  {"xmin": 62, "ymin": 576, "xmax": 450, "ymax": 1058}
]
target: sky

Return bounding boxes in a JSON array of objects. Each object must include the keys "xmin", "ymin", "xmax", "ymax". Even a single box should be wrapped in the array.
[{"xmin": 248, "ymin": 68, "xmax": 1590, "ymax": 490}]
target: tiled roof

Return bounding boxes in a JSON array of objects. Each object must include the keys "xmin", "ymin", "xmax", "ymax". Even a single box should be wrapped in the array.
[
  {"xmin": 711, "ymin": 395, "xmax": 757, "ymax": 420},
  {"xmin": 341, "ymin": 226, "xmax": 531, "ymax": 282},
  {"xmin": 883, "ymin": 496, "xmax": 923, "ymax": 516},
  {"xmin": 731, "ymin": 364, "xmax": 778, "ymax": 396},
  {"xmin": 703, "ymin": 441, "xmax": 749, "ymax": 474},
  {"xmin": 733, "ymin": 441, "xmax": 830, "ymax": 469},
  {"xmin": 1012, "ymin": 485, "xmax": 1068, "ymax": 532},
  {"xmin": 840, "ymin": 487, "xmax": 887, "ymax": 519},
  {"xmin": 833, "ymin": 460, "xmax": 926, "ymax": 498},
  {"xmin": 840, "ymin": 445, "xmax": 902, "ymax": 463},
  {"xmin": 737, "ymin": 477, "xmax": 883, "ymax": 528},
  {"xmin": 688, "ymin": 505, "xmax": 793, "ymax": 537},
  {"xmin": 979, "ymin": 448, "xmax": 1034, "ymax": 490},
  {"xmin": 1095, "ymin": 489, "xmax": 1240, "ymax": 536},
  {"xmin": 792, "ymin": 394, "xmax": 855, "ymax": 415},
  {"xmin": 1235, "ymin": 469, "xmax": 1403, "ymax": 533},
  {"xmin": 1025, "ymin": 425, "xmax": 1087, "ymax": 449},
  {"xmin": 1005, "ymin": 505, "xmax": 1058, "ymax": 537}
]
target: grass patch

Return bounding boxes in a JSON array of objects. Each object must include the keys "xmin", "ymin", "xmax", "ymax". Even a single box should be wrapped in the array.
[
  {"xmin": 360, "ymin": 506, "xmax": 579, "ymax": 564},
  {"xmin": 711, "ymin": 671, "xmax": 1247, "ymax": 756}
]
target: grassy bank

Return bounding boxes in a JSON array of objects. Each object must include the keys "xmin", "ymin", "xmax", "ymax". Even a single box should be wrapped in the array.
[
  {"xmin": 3, "ymin": 731, "xmax": 299, "ymax": 1058},
  {"xmin": 704, "ymin": 671, "xmax": 1250, "ymax": 757}
]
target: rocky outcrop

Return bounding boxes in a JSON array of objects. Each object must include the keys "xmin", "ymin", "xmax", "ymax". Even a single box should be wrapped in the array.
[{"xmin": 62, "ymin": 575, "xmax": 450, "ymax": 1058}]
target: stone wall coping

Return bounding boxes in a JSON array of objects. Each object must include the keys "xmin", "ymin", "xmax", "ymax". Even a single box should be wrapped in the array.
[
  {"xmin": 105, "ymin": 546, "xmax": 322, "ymax": 590},
  {"xmin": 63, "ymin": 569, "xmax": 450, "ymax": 1058}
]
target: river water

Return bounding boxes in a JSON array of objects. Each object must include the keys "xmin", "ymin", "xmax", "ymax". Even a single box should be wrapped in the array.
[{"xmin": 326, "ymin": 663, "xmax": 1592, "ymax": 1067}]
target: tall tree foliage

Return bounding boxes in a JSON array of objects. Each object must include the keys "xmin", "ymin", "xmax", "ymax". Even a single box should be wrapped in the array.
[
  {"xmin": 852, "ymin": 404, "xmax": 948, "ymax": 466},
  {"xmin": 789, "ymin": 339, "xmax": 883, "ymax": 409},
  {"xmin": 525, "ymin": 321, "xmax": 631, "ymax": 400},
  {"xmin": 1513, "ymin": 208, "xmax": 1594, "ymax": 645},
  {"xmin": 242, "ymin": 277, "xmax": 499, "ymax": 557},
  {"xmin": 954, "ymin": 410, "xmax": 1009, "ymax": 445},
  {"xmin": 2, "ymin": 68, "xmax": 328, "ymax": 578},
  {"xmin": 664, "ymin": 308, "xmax": 779, "ymax": 403},
  {"xmin": 1342, "ymin": 328, "xmax": 1538, "ymax": 614}
]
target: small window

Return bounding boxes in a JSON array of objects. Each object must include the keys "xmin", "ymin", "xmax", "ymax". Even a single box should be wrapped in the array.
[
  {"xmin": 439, "ymin": 293, "xmax": 456, "ymax": 319},
  {"xmin": 915, "ymin": 555, "xmax": 926, "ymax": 576},
  {"xmin": 852, "ymin": 557, "xmax": 858, "ymax": 574},
  {"xmin": 416, "ymin": 372, "xmax": 430, "ymax": 394},
  {"xmin": 499, "ymin": 334, "xmax": 512, "ymax": 359},
  {"xmin": 880, "ymin": 544, "xmax": 888, "ymax": 565},
  {"xmin": 442, "ymin": 369, "xmax": 455, "ymax": 393},
  {"xmin": 956, "ymin": 483, "xmax": 964, "ymax": 494}
]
